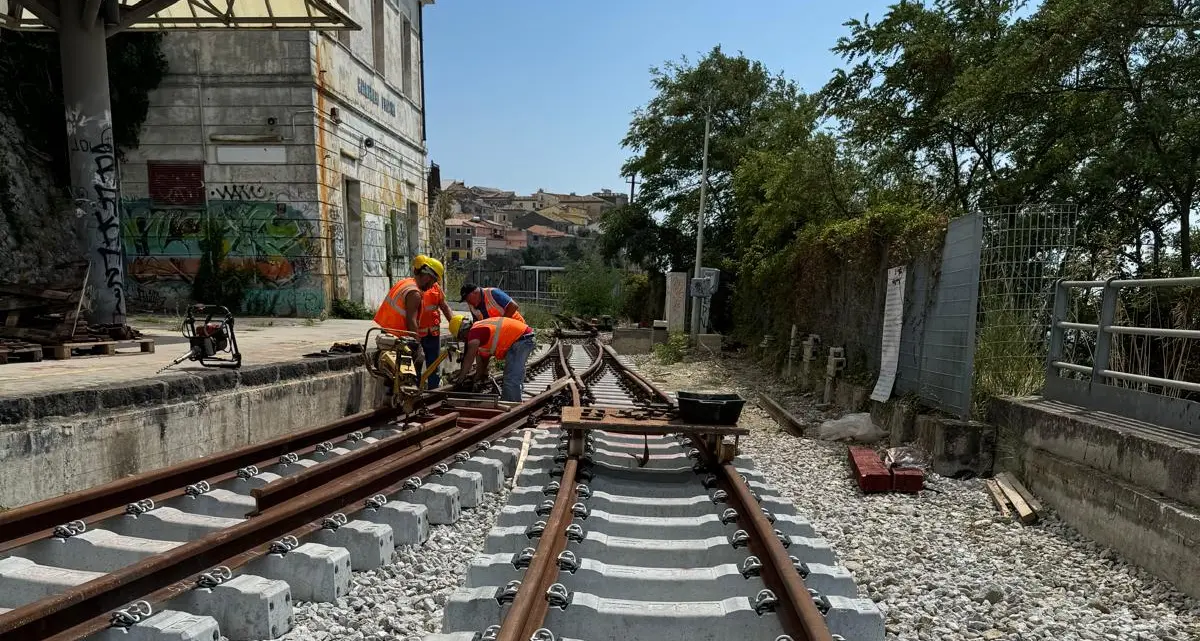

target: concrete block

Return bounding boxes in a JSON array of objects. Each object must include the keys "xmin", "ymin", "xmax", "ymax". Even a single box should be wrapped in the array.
[
  {"xmin": 824, "ymin": 595, "xmax": 885, "ymax": 641},
  {"xmin": 833, "ymin": 380, "xmax": 871, "ymax": 412},
  {"xmin": 0, "ymin": 557, "xmax": 103, "ymax": 608},
  {"xmin": 170, "ymin": 574, "xmax": 292, "ymax": 641},
  {"xmin": 506, "ymin": 487, "xmax": 797, "ymax": 519},
  {"xmin": 433, "ymin": 469, "xmax": 484, "ymax": 509},
  {"xmin": 362, "ymin": 501, "xmax": 429, "ymax": 545},
  {"xmin": 400, "ymin": 483, "xmax": 461, "ymax": 525},
  {"xmin": 246, "ymin": 543, "xmax": 351, "ymax": 603},
  {"xmin": 497, "ymin": 506, "xmax": 726, "ymax": 539},
  {"xmin": 165, "ymin": 489, "xmax": 257, "ymax": 519},
  {"xmin": 800, "ymin": 562, "xmax": 858, "ymax": 599},
  {"xmin": 214, "ymin": 471, "xmax": 283, "ymax": 493},
  {"xmin": 309, "ymin": 520, "xmax": 394, "ymax": 570},
  {"xmin": 915, "ymin": 415, "xmax": 996, "ymax": 478},
  {"xmin": 261, "ymin": 458, "xmax": 320, "ymax": 478},
  {"xmin": 476, "ymin": 445, "xmax": 519, "ymax": 477},
  {"xmin": 467, "ymin": 554, "xmax": 766, "ymax": 601},
  {"xmin": 544, "ymin": 592, "xmax": 786, "ymax": 641},
  {"xmin": 456, "ymin": 457, "xmax": 505, "ymax": 493},
  {"xmin": 441, "ymin": 586, "xmax": 507, "ymax": 634},
  {"xmin": 106, "ymin": 508, "xmax": 243, "ymax": 542},
  {"xmin": 871, "ymin": 398, "xmax": 917, "ymax": 447},
  {"xmin": 92, "ymin": 610, "xmax": 222, "ymax": 641},
  {"xmin": 787, "ymin": 536, "xmax": 837, "ymax": 565},
  {"xmin": 611, "ymin": 328, "xmax": 654, "ymax": 355},
  {"xmin": 485, "ymin": 527, "xmax": 745, "ymax": 567},
  {"xmin": 17, "ymin": 529, "xmax": 178, "ymax": 573}
]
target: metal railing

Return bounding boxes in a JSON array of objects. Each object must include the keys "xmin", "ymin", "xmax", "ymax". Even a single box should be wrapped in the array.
[{"xmin": 1044, "ymin": 276, "xmax": 1200, "ymax": 434}]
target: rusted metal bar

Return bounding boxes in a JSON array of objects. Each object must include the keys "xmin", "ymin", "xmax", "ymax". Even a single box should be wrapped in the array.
[
  {"xmin": 0, "ymin": 380, "xmax": 571, "ymax": 641},
  {"xmin": 757, "ymin": 393, "xmax": 805, "ymax": 437},
  {"xmin": 0, "ymin": 403, "xmax": 425, "ymax": 549},
  {"xmin": 496, "ymin": 457, "xmax": 578, "ymax": 641},
  {"xmin": 251, "ymin": 412, "xmax": 461, "ymax": 513},
  {"xmin": 695, "ymin": 437, "xmax": 834, "ymax": 641}
]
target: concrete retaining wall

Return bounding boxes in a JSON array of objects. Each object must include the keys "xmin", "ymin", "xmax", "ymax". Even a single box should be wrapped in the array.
[
  {"xmin": 0, "ymin": 355, "xmax": 384, "ymax": 509},
  {"xmin": 989, "ymin": 397, "xmax": 1200, "ymax": 600}
]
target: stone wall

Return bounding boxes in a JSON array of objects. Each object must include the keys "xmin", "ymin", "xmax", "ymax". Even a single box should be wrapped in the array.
[{"xmin": 0, "ymin": 111, "xmax": 74, "ymax": 286}]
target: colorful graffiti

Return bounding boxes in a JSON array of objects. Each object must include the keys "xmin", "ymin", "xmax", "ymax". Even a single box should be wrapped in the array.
[{"xmin": 121, "ymin": 198, "xmax": 326, "ymax": 316}]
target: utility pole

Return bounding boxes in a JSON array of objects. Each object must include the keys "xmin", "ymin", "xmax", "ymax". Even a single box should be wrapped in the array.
[
  {"xmin": 689, "ymin": 111, "xmax": 712, "ymax": 339},
  {"xmin": 626, "ymin": 172, "xmax": 640, "ymax": 204}
]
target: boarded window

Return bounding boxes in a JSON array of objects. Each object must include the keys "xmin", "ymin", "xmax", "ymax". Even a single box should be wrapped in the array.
[
  {"xmin": 401, "ymin": 15, "xmax": 412, "ymax": 96},
  {"xmin": 372, "ymin": 0, "xmax": 386, "ymax": 74},
  {"xmin": 148, "ymin": 162, "xmax": 204, "ymax": 208}
]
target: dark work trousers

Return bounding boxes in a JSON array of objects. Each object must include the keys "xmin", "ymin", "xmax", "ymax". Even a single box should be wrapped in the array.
[{"xmin": 420, "ymin": 334, "xmax": 442, "ymax": 389}]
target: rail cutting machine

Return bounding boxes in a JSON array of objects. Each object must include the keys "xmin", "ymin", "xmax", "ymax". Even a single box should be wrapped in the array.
[{"xmin": 364, "ymin": 327, "xmax": 459, "ymax": 412}]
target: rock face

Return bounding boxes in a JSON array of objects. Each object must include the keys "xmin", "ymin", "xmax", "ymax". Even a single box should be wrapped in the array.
[{"xmin": 0, "ymin": 110, "xmax": 76, "ymax": 286}]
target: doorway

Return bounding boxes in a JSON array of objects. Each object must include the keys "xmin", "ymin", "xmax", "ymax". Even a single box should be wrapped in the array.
[{"xmin": 343, "ymin": 178, "xmax": 364, "ymax": 304}]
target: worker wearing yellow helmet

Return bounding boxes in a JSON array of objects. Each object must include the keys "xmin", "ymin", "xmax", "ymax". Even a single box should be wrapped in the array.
[
  {"xmin": 449, "ymin": 312, "xmax": 536, "ymax": 402},
  {"xmin": 374, "ymin": 255, "xmax": 446, "ymax": 374}
]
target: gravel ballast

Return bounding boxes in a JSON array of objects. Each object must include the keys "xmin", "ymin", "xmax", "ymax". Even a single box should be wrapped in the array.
[
  {"xmin": 270, "ymin": 488, "xmax": 509, "ymax": 641},
  {"xmin": 637, "ymin": 354, "xmax": 1200, "ymax": 641}
]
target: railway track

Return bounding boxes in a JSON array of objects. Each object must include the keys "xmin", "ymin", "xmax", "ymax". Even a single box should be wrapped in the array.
[{"xmin": 0, "ymin": 339, "xmax": 882, "ymax": 641}]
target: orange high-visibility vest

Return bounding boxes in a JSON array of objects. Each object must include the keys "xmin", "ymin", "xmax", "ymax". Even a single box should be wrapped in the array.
[
  {"xmin": 475, "ymin": 317, "xmax": 532, "ymax": 359},
  {"xmin": 481, "ymin": 288, "xmax": 526, "ymax": 324},
  {"xmin": 418, "ymin": 284, "xmax": 445, "ymax": 337},
  {"xmin": 374, "ymin": 277, "xmax": 419, "ymax": 333}
]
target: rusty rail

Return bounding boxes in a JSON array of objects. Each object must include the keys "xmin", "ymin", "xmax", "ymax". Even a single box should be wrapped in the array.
[
  {"xmin": 251, "ymin": 412, "xmax": 461, "ymax": 513},
  {"xmin": 0, "ymin": 402, "xmax": 427, "ymax": 552},
  {"xmin": 757, "ymin": 393, "xmax": 805, "ymax": 437},
  {"xmin": 0, "ymin": 376, "xmax": 573, "ymax": 641},
  {"xmin": 694, "ymin": 436, "xmax": 835, "ymax": 641}
]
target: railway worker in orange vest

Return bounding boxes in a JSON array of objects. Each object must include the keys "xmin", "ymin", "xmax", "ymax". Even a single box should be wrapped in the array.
[
  {"xmin": 374, "ymin": 255, "xmax": 445, "ymax": 371},
  {"xmin": 460, "ymin": 284, "xmax": 526, "ymax": 324},
  {"xmin": 418, "ymin": 281, "xmax": 455, "ymax": 388},
  {"xmin": 449, "ymin": 314, "xmax": 536, "ymax": 402}
]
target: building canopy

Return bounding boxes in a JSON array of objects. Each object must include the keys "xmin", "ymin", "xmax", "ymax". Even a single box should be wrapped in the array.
[{"xmin": 0, "ymin": 0, "xmax": 358, "ymax": 32}]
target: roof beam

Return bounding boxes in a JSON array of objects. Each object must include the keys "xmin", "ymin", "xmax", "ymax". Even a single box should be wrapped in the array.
[
  {"xmin": 11, "ymin": 0, "xmax": 61, "ymax": 29},
  {"xmin": 106, "ymin": 0, "xmax": 177, "ymax": 36}
]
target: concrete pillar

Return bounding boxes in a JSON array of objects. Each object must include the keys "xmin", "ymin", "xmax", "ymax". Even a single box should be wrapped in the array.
[
  {"xmin": 665, "ymin": 272, "xmax": 687, "ymax": 332},
  {"xmin": 58, "ymin": 0, "xmax": 126, "ymax": 326}
]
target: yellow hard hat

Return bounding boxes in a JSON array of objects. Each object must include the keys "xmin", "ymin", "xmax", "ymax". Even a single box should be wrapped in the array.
[
  {"xmin": 448, "ymin": 314, "xmax": 470, "ymax": 337},
  {"xmin": 413, "ymin": 255, "xmax": 444, "ymax": 281}
]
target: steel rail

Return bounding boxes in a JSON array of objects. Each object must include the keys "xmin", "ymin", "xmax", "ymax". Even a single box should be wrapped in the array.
[
  {"xmin": 0, "ymin": 401, "xmax": 443, "ymax": 553},
  {"xmin": 251, "ymin": 411, "xmax": 462, "ymax": 513},
  {"xmin": 495, "ymin": 457, "xmax": 579, "ymax": 641},
  {"xmin": 757, "ymin": 393, "xmax": 805, "ymax": 437},
  {"xmin": 601, "ymin": 344, "xmax": 673, "ymax": 404},
  {"xmin": 692, "ymin": 436, "xmax": 835, "ymax": 641},
  {"xmin": 0, "ymin": 378, "xmax": 573, "ymax": 641},
  {"xmin": 37, "ymin": 427, "xmax": 470, "ymax": 641}
]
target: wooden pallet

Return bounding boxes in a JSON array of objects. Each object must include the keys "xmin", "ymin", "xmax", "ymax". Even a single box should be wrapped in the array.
[
  {"xmin": 0, "ymin": 341, "xmax": 44, "ymax": 365},
  {"xmin": 42, "ymin": 338, "xmax": 156, "ymax": 360}
]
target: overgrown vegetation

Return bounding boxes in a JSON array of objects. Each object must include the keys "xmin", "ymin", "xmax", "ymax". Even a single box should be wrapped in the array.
[
  {"xmin": 602, "ymin": 2, "xmax": 1200, "ymax": 409},
  {"xmin": 653, "ymin": 332, "xmax": 690, "ymax": 365},
  {"xmin": 619, "ymin": 272, "xmax": 653, "ymax": 325},
  {"xmin": 520, "ymin": 303, "xmax": 556, "ymax": 329},
  {"xmin": 0, "ymin": 32, "xmax": 167, "ymax": 174},
  {"xmin": 552, "ymin": 256, "xmax": 620, "ymax": 318},
  {"xmin": 331, "ymin": 298, "xmax": 373, "ymax": 320}
]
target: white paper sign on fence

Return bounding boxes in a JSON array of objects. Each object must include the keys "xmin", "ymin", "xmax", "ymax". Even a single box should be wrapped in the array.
[{"xmin": 871, "ymin": 266, "xmax": 907, "ymax": 403}]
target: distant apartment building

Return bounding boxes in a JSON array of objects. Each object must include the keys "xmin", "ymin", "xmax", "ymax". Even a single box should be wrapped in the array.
[
  {"xmin": 444, "ymin": 216, "xmax": 527, "ymax": 262},
  {"xmin": 121, "ymin": 1, "xmax": 436, "ymax": 317},
  {"xmin": 593, "ymin": 188, "xmax": 629, "ymax": 209}
]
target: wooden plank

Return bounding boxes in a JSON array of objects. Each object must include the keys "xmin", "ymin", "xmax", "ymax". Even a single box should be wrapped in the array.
[
  {"xmin": 510, "ymin": 429, "xmax": 534, "ymax": 490},
  {"xmin": 985, "ymin": 479, "xmax": 1013, "ymax": 520},
  {"xmin": 996, "ymin": 472, "xmax": 1044, "ymax": 514},
  {"xmin": 757, "ymin": 393, "xmax": 805, "ymax": 437},
  {"xmin": 42, "ymin": 339, "xmax": 155, "ymax": 361},
  {"xmin": 994, "ymin": 474, "xmax": 1038, "ymax": 525}
]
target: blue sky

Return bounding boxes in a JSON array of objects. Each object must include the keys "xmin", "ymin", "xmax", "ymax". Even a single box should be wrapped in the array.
[{"xmin": 422, "ymin": 0, "xmax": 890, "ymax": 196}]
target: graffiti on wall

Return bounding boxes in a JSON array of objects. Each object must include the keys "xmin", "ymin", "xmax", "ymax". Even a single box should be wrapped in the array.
[
  {"xmin": 121, "ymin": 195, "xmax": 326, "ymax": 316},
  {"xmin": 363, "ymin": 216, "xmax": 387, "ymax": 278},
  {"xmin": 210, "ymin": 183, "xmax": 269, "ymax": 201},
  {"xmin": 66, "ymin": 110, "xmax": 125, "ymax": 319}
]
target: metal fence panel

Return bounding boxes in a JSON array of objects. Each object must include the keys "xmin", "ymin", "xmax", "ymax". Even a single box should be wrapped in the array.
[{"xmin": 904, "ymin": 213, "xmax": 984, "ymax": 418}]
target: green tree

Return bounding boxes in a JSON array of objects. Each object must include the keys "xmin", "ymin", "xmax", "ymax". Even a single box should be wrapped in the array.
[
  {"xmin": 618, "ymin": 46, "xmax": 800, "ymax": 272},
  {"xmin": 553, "ymin": 257, "xmax": 620, "ymax": 318}
]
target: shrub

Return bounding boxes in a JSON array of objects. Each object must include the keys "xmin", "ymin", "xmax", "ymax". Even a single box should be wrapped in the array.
[
  {"xmin": 553, "ymin": 258, "xmax": 619, "ymax": 318},
  {"xmin": 331, "ymin": 299, "xmax": 373, "ymax": 320},
  {"xmin": 653, "ymin": 331, "xmax": 690, "ymax": 364},
  {"xmin": 620, "ymin": 272, "xmax": 653, "ymax": 324}
]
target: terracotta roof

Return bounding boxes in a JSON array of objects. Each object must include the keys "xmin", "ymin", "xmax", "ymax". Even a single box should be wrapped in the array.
[{"xmin": 527, "ymin": 225, "xmax": 568, "ymax": 238}]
